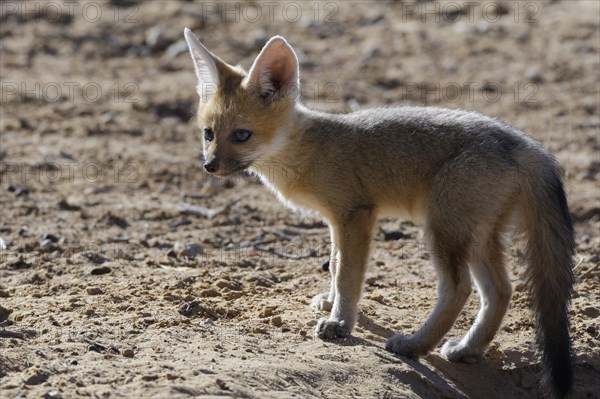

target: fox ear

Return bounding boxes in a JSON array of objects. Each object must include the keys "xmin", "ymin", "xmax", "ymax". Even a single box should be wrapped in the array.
[
  {"xmin": 184, "ymin": 28, "xmax": 219, "ymax": 98},
  {"xmin": 246, "ymin": 36, "xmax": 299, "ymax": 103}
]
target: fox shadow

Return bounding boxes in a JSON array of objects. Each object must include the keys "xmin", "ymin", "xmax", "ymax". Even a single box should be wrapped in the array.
[{"xmin": 347, "ymin": 313, "xmax": 541, "ymax": 398}]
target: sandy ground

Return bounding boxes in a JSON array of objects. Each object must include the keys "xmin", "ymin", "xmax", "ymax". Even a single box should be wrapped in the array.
[{"xmin": 0, "ymin": 1, "xmax": 599, "ymax": 398}]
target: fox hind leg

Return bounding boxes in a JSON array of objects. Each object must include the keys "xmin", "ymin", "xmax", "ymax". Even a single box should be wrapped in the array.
[
  {"xmin": 442, "ymin": 230, "xmax": 512, "ymax": 363},
  {"xmin": 386, "ymin": 226, "xmax": 472, "ymax": 358}
]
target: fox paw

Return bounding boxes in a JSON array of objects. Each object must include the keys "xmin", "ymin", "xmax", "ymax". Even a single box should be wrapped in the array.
[
  {"xmin": 385, "ymin": 334, "xmax": 428, "ymax": 359},
  {"xmin": 441, "ymin": 340, "xmax": 482, "ymax": 364},
  {"xmin": 310, "ymin": 293, "xmax": 332, "ymax": 312},
  {"xmin": 315, "ymin": 318, "xmax": 351, "ymax": 339}
]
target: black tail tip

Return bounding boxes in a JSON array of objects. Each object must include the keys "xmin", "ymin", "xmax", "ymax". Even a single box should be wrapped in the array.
[{"xmin": 543, "ymin": 355, "xmax": 574, "ymax": 399}]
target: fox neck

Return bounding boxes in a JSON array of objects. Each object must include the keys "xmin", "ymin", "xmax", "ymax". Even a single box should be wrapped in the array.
[
  {"xmin": 249, "ymin": 103, "xmax": 304, "ymax": 168},
  {"xmin": 247, "ymin": 103, "xmax": 318, "ymax": 199}
]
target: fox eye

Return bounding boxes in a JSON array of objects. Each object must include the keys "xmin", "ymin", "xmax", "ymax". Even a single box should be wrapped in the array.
[
  {"xmin": 204, "ymin": 128, "xmax": 214, "ymax": 142},
  {"xmin": 233, "ymin": 129, "xmax": 252, "ymax": 143}
]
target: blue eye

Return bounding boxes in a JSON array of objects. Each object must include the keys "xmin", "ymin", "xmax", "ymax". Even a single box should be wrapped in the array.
[
  {"xmin": 204, "ymin": 128, "xmax": 214, "ymax": 142},
  {"xmin": 233, "ymin": 129, "xmax": 252, "ymax": 143}
]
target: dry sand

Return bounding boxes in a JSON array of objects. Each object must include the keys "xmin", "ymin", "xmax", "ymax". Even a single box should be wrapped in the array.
[{"xmin": 1, "ymin": 1, "xmax": 598, "ymax": 398}]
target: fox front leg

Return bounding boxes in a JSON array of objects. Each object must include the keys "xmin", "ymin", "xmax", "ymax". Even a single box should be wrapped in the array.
[
  {"xmin": 311, "ymin": 226, "xmax": 338, "ymax": 312},
  {"xmin": 315, "ymin": 208, "xmax": 375, "ymax": 339}
]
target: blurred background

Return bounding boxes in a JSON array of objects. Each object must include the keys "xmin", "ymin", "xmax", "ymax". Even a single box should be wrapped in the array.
[{"xmin": 1, "ymin": 1, "xmax": 598, "ymax": 398}]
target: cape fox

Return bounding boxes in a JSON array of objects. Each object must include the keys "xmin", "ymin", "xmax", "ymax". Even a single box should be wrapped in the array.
[{"xmin": 183, "ymin": 29, "xmax": 575, "ymax": 398}]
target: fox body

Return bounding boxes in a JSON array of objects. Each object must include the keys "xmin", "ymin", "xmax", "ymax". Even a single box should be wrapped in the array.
[{"xmin": 184, "ymin": 29, "xmax": 575, "ymax": 398}]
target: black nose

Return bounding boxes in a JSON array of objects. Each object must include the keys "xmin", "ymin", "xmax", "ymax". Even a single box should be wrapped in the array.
[{"xmin": 204, "ymin": 160, "xmax": 217, "ymax": 173}]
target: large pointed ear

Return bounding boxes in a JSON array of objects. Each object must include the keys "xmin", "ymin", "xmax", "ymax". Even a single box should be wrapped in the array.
[
  {"xmin": 184, "ymin": 28, "xmax": 220, "ymax": 98},
  {"xmin": 246, "ymin": 36, "xmax": 299, "ymax": 103}
]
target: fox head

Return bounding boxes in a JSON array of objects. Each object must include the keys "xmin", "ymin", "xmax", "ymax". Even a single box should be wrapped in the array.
[{"xmin": 183, "ymin": 28, "xmax": 300, "ymax": 177}]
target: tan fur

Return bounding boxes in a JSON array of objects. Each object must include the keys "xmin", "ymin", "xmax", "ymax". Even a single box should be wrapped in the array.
[{"xmin": 184, "ymin": 30, "xmax": 575, "ymax": 398}]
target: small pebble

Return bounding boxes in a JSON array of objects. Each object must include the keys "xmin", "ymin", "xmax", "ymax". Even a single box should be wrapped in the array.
[
  {"xmin": 122, "ymin": 348, "xmax": 135, "ymax": 358},
  {"xmin": 586, "ymin": 326, "xmax": 596, "ymax": 335},
  {"xmin": 84, "ymin": 252, "xmax": 108, "ymax": 264},
  {"xmin": 90, "ymin": 266, "xmax": 111, "ymax": 276},
  {"xmin": 42, "ymin": 233, "xmax": 59, "ymax": 243},
  {"xmin": 526, "ymin": 66, "xmax": 545, "ymax": 84},
  {"xmin": 23, "ymin": 368, "xmax": 49, "ymax": 385},
  {"xmin": 175, "ymin": 243, "xmax": 203, "ymax": 258},
  {"xmin": 583, "ymin": 306, "xmax": 599, "ymax": 318},
  {"xmin": 40, "ymin": 239, "xmax": 56, "ymax": 250},
  {"xmin": 15, "ymin": 187, "xmax": 29, "ymax": 197},
  {"xmin": 215, "ymin": 378, "xmax": 230, "ymax": 390},
  {"xmin": 88, "ymin": 344, "xmax": 102, "ymax": 353},
  {"xmin": 43, "ymin": 391, "xmax": 63, "ymax": 399},
  {"xmin": 86, "ymin": 287, "xmax": 103, "ymax": 295}
]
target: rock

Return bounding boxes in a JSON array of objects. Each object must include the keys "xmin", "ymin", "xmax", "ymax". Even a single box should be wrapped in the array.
[
  {"xmin": 215, "ymin": 378, "xmax": 230, "ymax": 390},
  {"xmin": 583, "ymin": 306, "xmax": 599, "ymax": 318},
  {"xmin": 58, "ymin": 199, "xmax": 80, "ymax": 211},
  {"xmin": 164, "ymin": 249, "xmax": 176, "ymax": 258},
  {"xmin": 9, "ymin": 257, "xmax": 31, "ymax": 269},
  {"xmin": 164, "ymin": 40, "xmax": 189, "ymax": 59},
  {"xmin": 15, "ymin": 187, "xmax": 29, "ymax": 197},
  {"xmin": 170, "ymin": 219, "xmax": 191, "ymax": 229},
  {"xmin": 86, "ymin": 287, "xmax": 103, "ymax": 295},
  {"xmin": 84, "ymin": 252, "xmax": 108, "ymax": 264},
  {"xmin": 383, "ymin": 230, "xmax": 410, "ymax": 241},
  {"xmin": 87, "ymin": 342, "xmax": 118, "ymax": 354},
  {"xmin": 476, "ymin": 21, "xmax": 491, "ymax": 34},
  {"xmin": 44, "ymin": 390, "xmax": 63, "ymax": 399},
  {"xmin": 0, "ymin": 237, "xmax": 6, "ymax": 250},
  {"xmin": 90, "ymin": 266, "xmax": 112, "ymax": 275},
  {"xmin": 516, "ymin": 27, "xmax": 531, "ymax": 42},
  {"xmin": 200, "ymin": 288, "xmax": 219, "ymax": 298},
  {"xmin": 270, "ymin": 316, "xmax": 283, "ymax": 327},
  {"xmin": 122, "ymin": 348, "xmax": 135, "ymax": 358},
  {"xmin": 370, "ymin": 294, "xmax": 385, "ymax": 304},
  {"xmin": 175, "ymin": 243, "xmax": 203, "ymax": 259},
  {"xmin": 146, "ymin": 26, "xmax": 173, "ymax": 52},
  {"xmin": 252, "ymin": 29, "xmax": 268, "ymax": 48},
  {"xmin": 105, "ymin": 213, "xmax": 129, "ymax": 229},
  {"xmin": 42, "ymin": 233, "xmax": 59, "ymax": 243},
  {"xmin": 88, "ymin": 344, "xmax": 102, "ymax": 353},
  {"xmin": 526, "ymin": 66, "xmax": 545, "ymax": 84},
  {"xmin": 0, "ymin": 305, "xmax": 12, "ymax": 321},
  {"xmin": 40, "ymin": 239, "xmax": 58, "ymax": 251},
  {"xmin": 23, "ymin": 368, "xmax": 49, "ymax": 385}
]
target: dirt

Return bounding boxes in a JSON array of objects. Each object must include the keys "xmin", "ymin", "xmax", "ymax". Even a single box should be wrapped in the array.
[{"xmin": 0, "ymin": 1, "xmax": 599, "ymax": 398}]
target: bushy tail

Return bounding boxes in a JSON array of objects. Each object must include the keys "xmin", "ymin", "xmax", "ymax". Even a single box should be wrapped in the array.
[{"xmin": 520, "ymin": 159, "xmax": 575, "ymax": 398}]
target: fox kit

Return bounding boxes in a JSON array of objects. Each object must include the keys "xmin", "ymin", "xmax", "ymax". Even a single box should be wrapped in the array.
[{"xmin": 183, "ymin": 29, "xmax": 575, "ymax": 398}]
